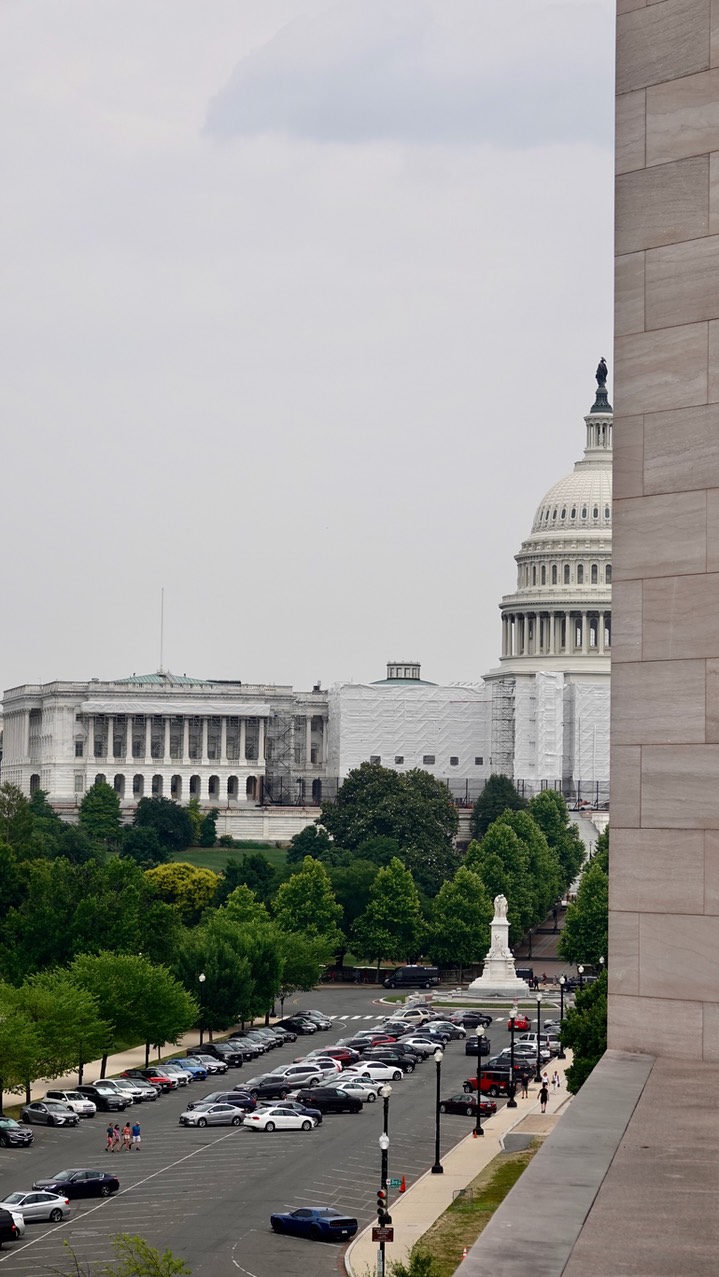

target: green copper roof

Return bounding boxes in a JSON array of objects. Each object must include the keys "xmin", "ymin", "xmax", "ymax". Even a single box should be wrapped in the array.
[{"xmin": 115, "ymin": 672, "xmax": 211, "ymax": 685}]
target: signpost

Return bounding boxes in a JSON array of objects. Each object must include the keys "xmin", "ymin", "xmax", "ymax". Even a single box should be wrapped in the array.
[
  {"xmin": 372, "ymin": 1227, "xmax": 395, "ymax": 1243},
  {"xmin": 388, "ymin": 1178, "xmax": 402, "ymax": 1189}
]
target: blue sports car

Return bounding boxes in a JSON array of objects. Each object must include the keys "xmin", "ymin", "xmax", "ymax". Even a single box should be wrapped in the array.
[{"xmin": 270, "ymin": 1206, "xmax": 358, "ymax": 1241}]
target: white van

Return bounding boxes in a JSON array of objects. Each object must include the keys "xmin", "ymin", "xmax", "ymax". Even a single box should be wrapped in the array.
[{"xmin": 517, "ymin": 1032, "xmax": 559, "ymax": 1054}]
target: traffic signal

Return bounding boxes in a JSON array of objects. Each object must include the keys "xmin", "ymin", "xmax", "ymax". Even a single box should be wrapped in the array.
[{"xmin": 376, "ymin": 1189, "xmax": 391, "ymax": 1224}]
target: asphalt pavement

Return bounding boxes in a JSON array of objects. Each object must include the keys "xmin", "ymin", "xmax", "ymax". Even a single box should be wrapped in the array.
[{"xmin": 0, "ymin": 987, "xmax": 544, "ymax": 1277}]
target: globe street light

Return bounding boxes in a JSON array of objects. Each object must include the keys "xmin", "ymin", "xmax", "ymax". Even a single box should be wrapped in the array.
[
  {"xmin": 578, "ymin": 964, "xmax": 585, "ymax": 992},
  {"xmin": 377, "ymin": 1129, "xmax": 391, "ymax": 1277},
  {"xmin": 599, "ymin": 956, "xmax": 605, "ymax": 976},
  {"xmin": 534, "ymin": 992, "xmax": 543, "ymax": 1083},
  {"xmin": 198, "ymin": 972, "xmax": 206, "ymax": 1046},
  {"xmin": 507, "ymin": 1004, "xmax": 518, "ymax": 1108},
  {"xmin": 474, "ymin": 1027, "xmax": 485, "ymax": 1137},
  {"xmin": 431, "ymin": 1048, "xmax": 444, "ymax": 1174},
  {"xmin": 558, "ymin": 976, "xmax": 566, "ymax": 1059}
]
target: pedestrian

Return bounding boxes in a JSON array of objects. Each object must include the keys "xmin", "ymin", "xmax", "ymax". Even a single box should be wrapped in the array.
[
  {"xmin": 131, "ymin": 1119, "xmax": 141, "ymax": 1150},
  {"xmin": 105, "ymin": 1123, "xmax": 114, "ymax": 1152},
  {"xmin": 539, "ymin": 1082, "xmax": 549, "ymax": 1114},
  {"xmin": 112, "ymin": 1123, "xmax": 122, "ymax": 1152},
  {"xmin": 121, "ymin": 1121, "xmax": 132, "ymax": 1151},
  {"xmin": 520, "ymin": 1070, "xmax": 530, "ymax": 1099},
  {"xmin": 542, "ymin": 1071, "xmax": 549, "ymax": 1087},
  {"xmin": 552, "ymin": 1070, "xmax": 560, "ymax": 1092}
]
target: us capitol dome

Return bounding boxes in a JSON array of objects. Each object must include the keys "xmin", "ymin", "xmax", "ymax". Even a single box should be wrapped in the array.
[{"xmin": 484, "ymin": 360, "xmax": 612, "ymax": 802}]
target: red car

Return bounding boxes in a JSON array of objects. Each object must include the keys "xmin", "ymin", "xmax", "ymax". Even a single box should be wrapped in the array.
[
  {"xmin": 121, "ymin": 1068, "xmax": 177, "ymax": 1093},
  {"xmin": 507, "ymin": 1014, "xmax": 531, "ymax": 1031}
]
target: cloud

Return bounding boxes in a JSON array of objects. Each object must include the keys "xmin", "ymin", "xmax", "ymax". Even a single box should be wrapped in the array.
[{"xmin": 206, "ymin": 0, "xmax": 614, "ymax": 148}]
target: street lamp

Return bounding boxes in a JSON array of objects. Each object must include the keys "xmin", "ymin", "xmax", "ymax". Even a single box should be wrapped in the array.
[
  {"xmin": 578, "ymin": 964, "xmax": 585, "ymax": 992},
  {"xmin": 198, "ymin": 972, "xmax": 206, "ymax": 1046},
  {"xmin": 599, "ymin": 956, "xmax": 605, "ymax": 976},
  {"xmin": 507, "ymin": 1004, "xmax": 518, "ymax": 1108},
  {"xmin": 377, "ymin": 1129, "xmax": 391, "ymax": 1277},
  {"xmin": 534, "ymin": 993, "xmax": 543, "ymax": 1083},
  {"xmin": 558, "ymin": 976, "xmax": 566, "ymax": 1059},
  {"xmin": 474, "ymin": 1027, "xmax": 485, "ymax": 1137},
  {"xmin": 431, "ymin": 1048, "xmax": 444, "ymax": 1174}
]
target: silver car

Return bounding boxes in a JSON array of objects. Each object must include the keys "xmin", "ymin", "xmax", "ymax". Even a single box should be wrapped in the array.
[
  {"xmin": 0, "ymin": 1191, "xmax": 71, "ymax": 1224},
  {"xmin": 162, "ymin": 1064, "xmax": 192, "ymax": 1086},
  {"xmin": 45, "ymin": 1090, "xmax": 96, "ymax": 1118},
  {"xmin": 21, "ymin": 1102, "xmax": 79, "ymax": 1128},
  {"xmin": 179, "ymin": 1103, "xmax": 244, "ymax": 1128}
]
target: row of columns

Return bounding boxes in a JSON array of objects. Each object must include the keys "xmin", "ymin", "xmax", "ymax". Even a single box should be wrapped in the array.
[
  {"xmin": 501, "ymin": 611, "xmax": 611, "ymax": 658},
  {"xmin": 87, "ymin": 714, "xmax": 268, "ymax": 766}
]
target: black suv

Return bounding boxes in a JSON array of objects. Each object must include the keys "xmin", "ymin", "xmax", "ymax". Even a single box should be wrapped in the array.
[
  {"xmin": 196, "ymin": 1044, "xmax": 244, "ymax": 1068},
  {"xmin": 465, "ymin": 1035, "xmax": 491, "ymax": 1057},
  {"xmin": 225, "ymin": 1037, "xmax": 263, "ymax": 1061},
  {"xmin": 76, "ymin": 1085, "xmax": 128, "ymax": 1112},
  {"xmin": 363, "ymin": 1049, "xmax": 416, "ymax": 1074},
  {"xmin": 294, "ymin": 1087, "xmax": 363, "ymax": 1114},
  {"xmin": 0, "ymin": 1117, "xmax": 33, "ymax": 1147},
  {"xmin": 243, "ymin": 1075, "xmax": 297, "ymax": 1101}
]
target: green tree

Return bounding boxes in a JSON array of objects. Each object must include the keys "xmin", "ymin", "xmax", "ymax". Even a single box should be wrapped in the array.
[
  {"xmin": 144, "ymin": 862, "xmax": 220, "ymax": 925},
  {"xmin": 497, "ymin": 809, "xmax": 564, "ymax": 926},
  {"xmin": 320, "ymin": 763, "xmax": 458, "ymax": 864},
  {"xmin": 79, "ymin": 780, "xmax": 122, "ymax": 849},
  {"xmin": 562, "ymin": 971, "xmax": 608, "ymax": 1093},
  {"xmin": 0, "ymin": 782, "xmax": 35, "ymax": 858},
  {"xmin": 469, "ymin": 773, "xmax": 527, "ymax": 841},
  {"xmin": 465, "ymin": 822, "xmax": 534, "ymax": 944},
  {"xmin": 559, "ymin": 856, "xmax": 609, "ymax": 967},
  {"xmin": 223, "ymin": 884, "xmax": 271, "ymax": 927},
  {"xmin": 185, "ymin": 797, "xmax": 203, "ymax": 846},
  {"xmin": 28, "ymin": 789, "xmax": 65, "ymax": 856},
  {"xmin": 175, "ymin": 921, "xmax": 253, "ymax": 1037},
  {"xmin": 199, "ymin": 809, "xmax": 218, "ymax": 847},
  {"xmin": 528, "ymin": 790, "xmax": 585, "ymax": 889},
  {"xmin": 0, "ymin": 982, "xmax": 40, "ymax": 1110},
  {"xmin": 133, "ymin": 963, "xmax": 198, "ymax": 1065},
  {"xmin": 134, "ymin": 797, "xmax": 193, "ymax": 854},
  {"xmin": 286, "ymin": 824, "xmax": 335, "ymax": 864},
  {"xmin": 329, "ymin": 860, "xmax": 379, "ymax": 938},
  {"xmin": 277, "ymin": 930, "xmax": 334, "ymax": 994},
  {"xmin": 273, "ymin": 856, "xmax": 344, "ymax": 951},
  {"xmin": 120, "ymin": 826, "xmax": 167, "ymax": 869},
  {"xmin": 16, "ymin": 970, "xmax": 108, "ymax": 1096},
  {"xmin": 215, "ymin": 853, "xmax": 278, "ymax": 906},
  {"xmin": 56, "ymin": 825, "xmax": 102, "ymax": 865},
  {"xmin": 427, "ymin": 866, "xmax": 493, "ymax": 980},
  {"xmin": 353, "ymin": 857, "xmax": 425, "ymax": 968}
]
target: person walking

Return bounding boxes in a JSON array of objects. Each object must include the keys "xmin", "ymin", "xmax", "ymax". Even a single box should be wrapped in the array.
[
  {"xmin": 121, "ymin": 1122, "xmax": 132, "ymax": 1151},
  {"xmin": 520, "ymin": 1069, "xmax": 530, "ymax": 1099},
  {"xmin": 552, "ymin": 1070, "xmax": 560, "ymax": 1092},
  {"xmin": 105, "ymin": 1123, "xmax": 114, "ymax": 1153},
  {"xmin": 539, "ymin": 1081, "xmax": 549, "ymax": 1114},
  {"xmin": 131, "ymin": 1119, "xmax": 141, "ymax": 1150},
  {"xmin": 111, "ymin": 1123, "xmax": 122, "ymax": 1153}
]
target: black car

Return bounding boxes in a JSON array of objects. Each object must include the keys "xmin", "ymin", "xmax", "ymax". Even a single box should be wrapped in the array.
[
  {"xmin": 459, "ymin": 1012, "xmax": 493, "ymax": 1029},
  {"xmin": 76, "ymin": 1086, "xmax": 128, "ymax": 1113},
  {"xmin": 465, "ymin": 1035, "xmax": 492, "ymax": 1057},
  {"xmin": 277, "ymin": 1017, "xmax": 317, "ymax": 1035},
  {"xmin": 186, "ymin": 1090, "xmax": 256, "ymax": 1112},
  {"xmin": 294, "ymin": 1087, "xmax": 363, "ymax": 1115},
  {"xmin": 196, "ymin": 1043, "xmax": 244, "ymax": 1068},
  {"xmin": 243, "ymin": 1075, "xmax": 298, "ymax": 1101},
  {"xmin": 228, "ymin": 1032, "xmax": 267, "ymax": 1055},
  {"xmin": 225, "ymin": 1037, "xmax": 263, "ymax": 1061},
  {"xmin": 0, "ymin": 1207, "xmax": 19, "ymax": 1246},
  {"xmin": 439, "ymin": 1093, "xmax": 498, "ymax": 1118},
  {"xmin": 33, "ymin": 1169, "xmax": 120, "ymax": 1199},
  {"xmin": 268, "ymin": 1027, "xmax": 296, "ymax": 1044},
  {"xmin": 0, "ymin": 1117, "xmax": 32, "ymax": 1148}
]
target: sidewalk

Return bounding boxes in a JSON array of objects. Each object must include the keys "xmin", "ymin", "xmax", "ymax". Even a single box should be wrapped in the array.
[{"xmin": 345, "ymin": 1055, "xmax": 573, "ymax": 1277}]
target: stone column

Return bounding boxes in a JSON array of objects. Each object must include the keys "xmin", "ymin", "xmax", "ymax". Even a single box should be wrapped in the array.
[
  {"xmin": 201, "ymin": 717, "xmax": 209, "ymax": 764},
  {"xmin": 548, "ymin": 611, "xmax": 556, "ymax": 655},
  {"xmin": 220, "ymin": 717, "xmax": 228, "ymax": 764},
  {"xmin": 239, "ymin": 717, "xmax": 247, "ymax": 765},
  {"xmin": 598, "ymin": 611, "xmax": 605, "ymax": 655},
  {"xmin": 305, "ymin": 716, "xmax": 313, "ymax": 767},
  {"xmin": 164, "ymin": 717, "xmax": 171, "ymax": 761},
  {"xmin": 107, "ymin": 716, "xmax": 114, "ymax": 763},
  {"xmin": 125, "ymin": 717, "xmax": 133, "ymax": 764},
  {"xmin": 581, "ymin": 611, "xmax": 589, "ymax": 655},
  {"xmin": 88, "ymin": 715, "xmax": 95, "ymax": 760},
  {"xmin": 521, "ymin": 614, "xmax": 528, "ymax": 655},
  {"xmin": 182, "ymin": 717, "xmax": 190, "ymax": 763},
  {"xmin": 258, "ymin": 718, "xmax": 266, "ymax": 761},
  {"xmin": 144, "ymin": 717, "xmax": 152, "ymax": 763}
]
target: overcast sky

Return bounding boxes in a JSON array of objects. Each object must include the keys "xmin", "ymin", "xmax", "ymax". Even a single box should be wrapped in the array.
[{"xmin": 0, "ymin": 0, "xmax": 614, "ymax": 694}]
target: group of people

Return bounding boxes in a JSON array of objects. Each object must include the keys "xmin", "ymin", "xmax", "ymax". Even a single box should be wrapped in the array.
[
  {"xmin": 518, "ymin": 1068, "xmax": 561, "ymax": 1113},
  {"xmin": 105, "ymin": 1120, "xmax": 141, "ymax": 1152}
]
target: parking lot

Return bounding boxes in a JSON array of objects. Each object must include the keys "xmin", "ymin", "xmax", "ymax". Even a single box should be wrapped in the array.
[{"xmin": 0, "ymin": 989, "xmax": 537, "ymax": 1277}]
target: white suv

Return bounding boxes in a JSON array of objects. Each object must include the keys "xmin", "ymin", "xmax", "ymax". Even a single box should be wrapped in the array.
[{"xmin": 45, "ymin": 1089, "xmax": 96, "ymax": 1118}]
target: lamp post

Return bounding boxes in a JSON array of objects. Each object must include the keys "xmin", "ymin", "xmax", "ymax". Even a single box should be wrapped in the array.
[
  {"xmin": 578, "ymin": 964, "xmax": 585, "ymax": 992},
  {"xmin": 599, "ymin": 956, "xmax": 605, "ymax": 976},
  {"xmin": 198, "ymin": 972, "xmax": 206, "ymax": 1046},
  {"xmin": 431, "ymin": 1048, "xmax": 444, "ymax": 1174},
  {"xmin": 507, "ymin": 1003, "xmax": 518, "ymax": 1108},
  {"xmin": 378, "ymin": 1130, "xmax": 390, "ymax": 1277},
  {"xmin": 381, "ymin": 1082, "xmax": 392, "ymax": 1146},
  {"xmin": 558, "ymin": 976, "xmax": 566, "ymax": 1059},
  {"xmin": 474, "ymin": 1027, "xmax": 485, "ymax": 1137},
  {"xmin": 534, "ymin": 992, "xmax": 543, "ymax": 1083}
]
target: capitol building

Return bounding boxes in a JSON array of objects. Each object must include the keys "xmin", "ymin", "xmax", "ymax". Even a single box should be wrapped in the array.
[{"xmin": 0, "ymin": 363, "xmax": 611, "ymax": 831}]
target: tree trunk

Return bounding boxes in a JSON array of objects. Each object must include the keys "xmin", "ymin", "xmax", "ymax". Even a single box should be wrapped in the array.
[
  {"xmin": 24, "ymin": 1078, "xmax": 31, "ymax": 1104},
  {"xmin": 264, "ymin": 1010, "xmax": 270, "ymax": 1026},
  {"xmin": 78, "ymin": 1060, "xmax": 84, "ymax": 1086},
  {"xmin": 145, "ymin": 1042, "xmax": 150, "ymax": 1067},
  {"xmin": 0, "ymin": 1078, "xmax": 4, "ymax": 1115},
  {"xmin": 100, "ymin": 1053, "xmax": 108, "ymax": 1079},
  {"xmin": 459, "ymin": 964, "xmax": 464, "ymax": 985}
]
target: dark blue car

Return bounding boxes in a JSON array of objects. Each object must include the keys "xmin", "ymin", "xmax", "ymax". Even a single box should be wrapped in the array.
[{"xmin": 270, "ymin": 1206, "xmax": 358, "ymax": 1241}]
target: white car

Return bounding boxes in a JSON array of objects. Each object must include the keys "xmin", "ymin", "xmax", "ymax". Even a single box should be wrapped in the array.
[
  {"xmin": 344, "ymin": 1062, "xmax": 403, "ymax": 1082},
  {"xmin": 391, "ymin": 1009, "xmax": 431, "ymax": 1024},
  {"xmin": 45, "ymin": 1090, "xmax": 96, "ymax": 1118},
  {"xmin": 396, "ymin": 1037, "xmax": 435, "ymax": 1057},
  {"xmin": 0, "ymin": 1191, "xmax": 70, "ymax": 1224},
  {"xmin": 189, "ymin": 1055, "xmax": 228, "ymax": 1075},
  {"xmin": 299, "ymin": 1056, "xmax": 342, "ymax": 1074},
  {"xmin": 243, "ymin": 1105, "xmax": 317, "ymax": 1132},
  {"xmin": 162, "ymin": 1064, "xmax": 192, "ymax": 1086},
  {"xmin": 324, "ymin": 1077, "xmax": 380, "ymax": 1102}
]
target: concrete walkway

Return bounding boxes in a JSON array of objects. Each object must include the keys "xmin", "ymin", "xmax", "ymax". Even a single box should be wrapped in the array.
[{"xmin": 345, "ymin": 1054, "xmax": 573, "ymax": 1277}]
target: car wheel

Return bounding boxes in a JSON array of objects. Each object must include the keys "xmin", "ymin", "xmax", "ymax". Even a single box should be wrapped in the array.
[
  {"xmin": 301, "ymin": 1120, "xmax": 312, "ymax": 1131},
  {"xmin": 47, "ymin": 1117, "xmax": 56, "ymax": 1127},
  {"xmin": 0, "ymin": 1135, "xmax": 8, "ymax": 1148},
  {"xmin": 271, "ymin": 1221, "xmax": 284, "ymax": 1234},
  {"xmin": 101, "ymin": 1185, "xmax": 111, "ymax": 1197},
  {"xmin": 439, "ymin": 1103, "xmax": 447, "ymax": 1114},
  {"xmin": 197, "ymin": 1118, "xmax": 208, "ymax": 1127},
  {"xmin": 310, "ymin": 1224, "xmax": 322, "ymax": 1240},
  {"xmin": 232, "ymin": 1116, "xmax": 242, "ymax": 1126},
  {"xmin": 489, "ymin": 1086, "xmax": 500, "ymax": 1098},
  {"xmin": 366, "ymin": 1093, "xmax": 376, "ymax": 1102},
  {"xmin": 405, "ymin": 1064, "xmax": 414, "ymax": 1073},
  {"xmin": 265, "ymin": 1121, "xmax": 275, "ymax": 1132},
  {"xmin": 49, "ymin": 1209, "xmax": 63, "ymax": 1223},
  {"xmin": 466, "ymin": 1106, "xmax": 474, "ymax": 1117},
  {"xmin": 278, "ymin": 1090, "xmax": 289, "ymax": 1100},
  {"xmin": 250, "ymin": 1091, "xmax": 259, "ymax": 1100},
  {"xmin": 393, "ymin": 1071, "xmax": 402, "ymax": 1080}
]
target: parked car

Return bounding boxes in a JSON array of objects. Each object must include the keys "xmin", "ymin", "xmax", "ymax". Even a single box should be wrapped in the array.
[
  {"xmin": 169, "ymin": 1058, "xmax": 207, "ymax": 1080},
  {"xmin": 428, "ymin": 1020, "xmax": 466, "ymax": 1040},
  {"xmin": 311, "ymin": 1046, "xmax": 360, "ymax": 1066},
  {"xmin": 45, "ymin": 1090, "xmax": 96, "ymax": 1118},
  {"xmin": 21, "ymin": 1102, "xmax": 79, "ymax": 1128},
  {"xmin": 458, "ymin": 1011, "xmax": 493, "ymax": 1029},
  {"xmin": 267, "ymin": 1027, "xmax": 296, "ymax": 1044},
  {"xmin": 465, "ymin": 1035, "xmax": 491, "ymax": 1057},
  {"xmin": 362, "ymin": 1050, "xmax": 416, "ymax": 1074},
  {"xmin": 0, "ymin": 1117, "xmax": 33, "ymax": 1148},
  {"xmin": 131, "ymin": 1068, "xmax": 178, "ymax": 1092},
  {"xmin": 344, "ymin": 1062, "xmax": 403, "ymax": 1082},
  {"xmin": 498, "ymin": 1045, "xmax": 551, "ymax": 1064},
  {"xmin": 270, "ymin": 1206, "xmax": 358, "ymax": 1241},
  {"xmin": 396, "ymin": 1036, "xmax": 435, "ymax": 1058},
  {"xmin": 277, "ymin": 1017, "xmax": 318, "ymax": 1035},
  {"xmin": 187, "ymin": 1090, "xmax": 256, "ymax": 1112},
  {"xmin": 0, "ymin": 1190, "xmax": 71, "ymax": 1223},
  {"xmin": 293, "ymin": 1087, "xmax": 362, "ymax": 1115},
  {"xmin": 390, "ymin": 1007, "xmax": 432, "ymax": 1024},
  {"xmin": 161, "ymin": 1064, "xmax": 192, "ymax": 1086},
  {"xmin": 300, "ymin": 1010, "xmax": 333, "ymax": 1030},
  {"xmin": 242, "ymin": 1075, "xmax": 305, "ymax": 1102},
  {"xmin": 226, "ymin": 1033, "xmax": 266, "ymax": 1057},
  {"xmin": 269, "ymin": 1063, "xmax": 326, "ymax": 1086},
  {"xmin": 507, "ymin": 1014, "xmax": 531, "ymax": 1031},
  {"xmin": 179, "ymin": 1102, "xmax": 245, "ymax": 1128},
  {"xmin": 517, "ymin": 1032, "xmax": 559, "ymax": 1053},
  {"xmin": 76, "ymin": 1085, "xmax": 128, "ymax": 1113},
  {"xmin": 382, "ymin": 965, "xmax": 440, "ymax": 989},
  {"xmin": 33, "ymin": 1169, "xmax": 120, "ymax": 1199},
  {"xmin": 248, "ymin": 1030, "xmax": 281, "ymax": 1051},
  {"xmin": 196, "ymin": 1043, "xmax": 244, "ymax": 1067},
  {"xmin": 464, "ymin": 1067, "xmax": 521, "ymax": 1097},
  {"xmin": 255, "ymin": 1099, "xmax": 322, "ymax": 1125},
  {"xmin": 439, "ymin": 1093, "xmax": 498, "ymax": 1118},
  {"xmin": 243, "ymin": 1105, "xmax": 317, "ymax": 1132},
  {"xmin": 184, "ymin": 1054, "xmax": 228, "ymax": 1076},
  {"xmin": 0, "ymin": 1207, "xmax": 20, "ymax": 1247},
  {"xmin": 100, "ymin": 1077, "xmax": 156, "ymax": 1103},
  {"xmin": 325, "ymin": 1077, "xmax": 380, "ymax": 1103}
]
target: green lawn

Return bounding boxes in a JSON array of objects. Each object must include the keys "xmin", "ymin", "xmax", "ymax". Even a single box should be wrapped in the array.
[{"xmin": 171, "ymin": 844, "xmax": 288, "ymax": 872}]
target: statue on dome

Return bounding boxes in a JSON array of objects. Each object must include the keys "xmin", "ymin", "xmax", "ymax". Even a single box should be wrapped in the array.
[{"xmin": 596, "ymin": 357, "xmax": 608, "ymax": 387}]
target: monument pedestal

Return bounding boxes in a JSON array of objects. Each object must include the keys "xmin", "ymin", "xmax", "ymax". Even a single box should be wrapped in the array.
[{"xmin": 465, "ymin": 895, "xmax": 530, "ymax": 999}]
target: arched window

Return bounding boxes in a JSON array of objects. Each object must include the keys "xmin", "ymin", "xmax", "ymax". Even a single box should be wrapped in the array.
[
  {"xmin": 604, "ymin": 505, "xmax": 610, "ymax": 520},
  {"xmin": 171, "ymin": 774, "xmax": 182, "ymax": 800},
  {"xmin": 581, "ymin": 505, "xmax": 588, "ymax": 520},
  {"xmin": 246, "ymin": 776, "xmax": 257, "ymax": 800},
  {"xmin": 571, "ymin": 506, "xmax": 576, "ymax": 519},
  {"xmin": 532, "ymin": 565, "xmax": 537, "ymax": 585},
  {"xmin": 561, "ymin": 507, "xmax": 567, "ymax": 520},
  {"xmin": 95, "ymin": 774, "xmax": 106, "ymax": 786},
  {"xmin": 189, "ymin": 775, "xmax": 201, "ymax": 798},
  {"xmin": 541, "ymin": 565, "xmax": 546, "ymax": 584},
  {"xmin": 312, "ymin": 778, "xmax": 323, "ymax": 804},
  {"xmin": 113, "ymin": 774, "xmax": 125, "ymax": 799},
  {"xmin": 577, "ymin": 564, "xmax": 584, "ymax": 584},
  {"xmin": 593, "ymin": 505, "xmax": 599, "ymax": 519},
  {"xmin": 29, "ymin": 774, "xmax": 40, "ymax": 796},
  {"xmin": 552, "ymin": 508, "xmax": 557, "ymax": 521},
  {"xmin": 208, "ymin": 775, "xmax": 220, "ymax": 800},
  {"xmin": 227, "ymin": 776, "xmax": 238, "ymax": 801},
  {"xmin": 591, "ymin": 563, "xmax": 598, "ymax": 584},
  {"xmin": 552, "ymin": 564, "xmax": 558, "ymax": 584},
  {"xmin": 563, "ymin": 564, "xmax": 570, "ymax": 584},
  {"xmin": 132, "ymin": 774, "xmax": 144, "ymax": 798},
  {"xmin": 152, "ymin": 774, "xmax": 163, "ymax": 798},
  {"xmin": 605, "ymin": 564, "xmax": 612, "ymax": 584}
]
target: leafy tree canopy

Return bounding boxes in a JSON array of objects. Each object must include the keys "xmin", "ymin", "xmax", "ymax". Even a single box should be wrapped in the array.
[
  {"xmin": 528, "ymin": 790, "xmax": 585, "ymax": 888},
  {"xmin": 222, "ymin": 884, "xmax": 271, "ymax": 928},
  {"xmin": 320, "ymin": 763, "xmax": 458, "ymax": 862},
  {"xmin": 120, "ymin": 826, "xmax": 167, "ymax": 870},
  {"xmin": 215, "ymin": 853, "xmax": 278, "ymax": 906},
  {"xmin": 174, "ymin": 919, "xmax": 253, "ymax": 1033},
  {"xmin": 134, "ymin": 797, "xmax": 193, "ymax": 853},
  {"xmin": 353, "ymin": 857, "xmax": 425, "ymax": 964},
  {"xmin": 144, "ymin": 862, "xmax": 220, "ymax": 925},
  {"xmin": 465, "ymin": 821, "xmax": 534, "ymax": 943},
  {"xmin": 199, "ymin": 810, "xmax": 219, "ymax": 848},
  {"xmin": 562, "ymin": 970, "xmax": 608, "ymax": 1093},
  {"xmin": 0, "ymin": 783, "xmax": 36, "ymax": 858},
  {"xmin": 79, "ymin": 780, "xmax": 122, "ymax": 848},
  {"xmin": 272, "ymin": 856, "xmax": 344, "ymax": 951},
  {"xmin": 286, "ymin": 824, "xmax": 335, "ymax": 865},
  {"xmin": 329, "ymin": 859, "xmax": 379, "ymax": 936},
  {"xmin": 427, "ymin": 866, "xmax": 493, "ymax": 977},
  {"xmin": 558, "ymin": 852, "xmax": 608, "ymax": 967},
  {"xmin": 469, "ymin": 774, "xmax": 527, "ymax": 841}
]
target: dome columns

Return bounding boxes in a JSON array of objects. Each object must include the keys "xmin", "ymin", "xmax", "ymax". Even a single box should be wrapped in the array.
[{"xmin": 501, "ymin": 609, "xmax": 611, "ymax": 661}]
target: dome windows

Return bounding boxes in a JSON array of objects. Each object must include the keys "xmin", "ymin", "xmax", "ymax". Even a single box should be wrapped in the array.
[
  {"xmin": 604, "ymin": 505, "xmax": 610, "ymax": 520},
  {"xmin": 577, "ymin": 564, "xmax": 585, "ymax": 584},
  {"xmin": 606, "ymin": 564, "xmax": 612, "ymax": 584},
  {"xmin": 532, "ymin": 565, "xmax": 537, "ymax": 586},
  {"xmin": 593, "ymin": 505, "xmax": 599, "ymax": 519},
  {"xmin": 552, "ymin": 564, "xmax": 558, "ymax": 585},
  {"xmin": 563, "ymin": 564, "xmax": 570, "ymax": 584},
  {"xmin": 552, "ymin": 508, "xmax": 557, "ymax": 521},
  {"xmin": 582, "ymin": 506, "xmax": 588, "ymax": 519},
  {"xmin": 541, "ymin": 565, "xmax": 546, "ymax": 584},
  {"xmin": 591, "ymin": 563, "xmax": 598, "ymax": 584},
  {"xmin": 561, "ymin": 507, "xmax": 567, "ymax": 520}
]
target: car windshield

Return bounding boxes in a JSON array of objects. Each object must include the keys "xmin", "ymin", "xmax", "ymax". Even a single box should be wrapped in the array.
[
  {"xmin": 1, "ymin": 1195, "xmax": 25, "ymax": 1205},
  {"xmin": 49, "ymin": 1171, "xmax": 72, "ymax": 1180},
  {"xmin": 0, "ymin": 1119, "xmax": 19, "ymax": 1129}
]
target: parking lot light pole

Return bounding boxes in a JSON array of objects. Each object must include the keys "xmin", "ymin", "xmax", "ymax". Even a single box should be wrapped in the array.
[
  {"xmin": 381, "ymin": 1082, "xmax": 392, "ymax": 1145},
  {"xmin": 378, "ymin": 1131, "xmax": 390, "ymax": 1277},
  {"xmin": 558, "ymin": 977, "xmax": 566, "ymax": 1059},
  {"xmin": 198, "ymin": 972, "xmax": 206, "ymax": 1046},
  {"xmin": 431, "ymin": 1049, "xmax": 444, "ymax": 1173},
  {"xmin": 507, "ymin": 1004, "xmax": 518, "ymax": 1108},
  {"xmin": 534, "ymin": 993, "xmax": 543, "ymax": 1083},
  {"xmin": 474, "ymin": 1027, "xmax": 485, "ymax": 1137},
  {"xmin": 599, "ymin": 956, "xmax": 605, "ymax": 976},
  {"xmin": 578, "ymin": 965, "xmax": 585, "ymax": 992}
]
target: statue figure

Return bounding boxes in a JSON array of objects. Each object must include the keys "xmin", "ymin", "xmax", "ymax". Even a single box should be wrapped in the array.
[
  {"xmin": 493, "ymin": 894, "xmax": 508, "ymax": 920},
  {"xmin": 596, "ymin": 357, "xmax": 608, "ymax": 387}
]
